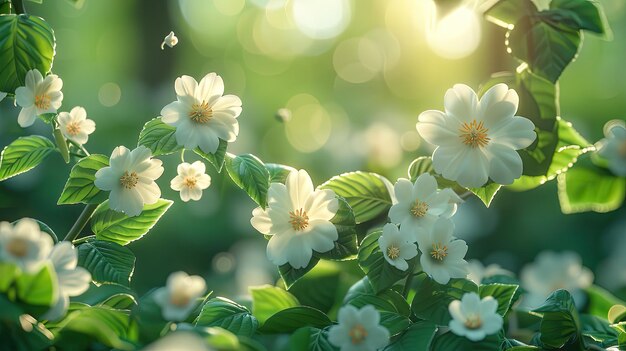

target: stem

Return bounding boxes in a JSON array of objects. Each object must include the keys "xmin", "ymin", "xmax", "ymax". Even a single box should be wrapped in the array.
[
  {"xmin": 52, "ymin": 125, "xmax": 70, "ymax": 163},
  {"xmin": 12, "ymin": 0, "xmax": 25, "ymax": 14},
  {"xmin": 79, "ymin": 144, "xmax": 91, "ymax": 156},
  {"xmin": 402, "ymin": 273, "xmax": 414, "ymax": 298},
  {"xmin": 180, "ymin": 149, "xmax": 186, "ymax": 163},
  {"xmin": 64, "ymin": 204, "xmax": 99, "ymax": 242},
  {"xmin": 459, "ymin": 190, "xmax": 473, "ymax": 200}
]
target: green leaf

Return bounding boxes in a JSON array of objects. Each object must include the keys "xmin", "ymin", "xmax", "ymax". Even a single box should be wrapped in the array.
[
  {"xmin": 0, "ymin": 135, "xmax": 56, "ymax": 181},
  {"xmin": 316, "ymin": 196, "xmax": 358, "ymax": 261},
  {"xmin": 346, "ymin": 294, "xmax": 398, "ymax": 314},
  {"xmin": 259, "ymin": 306, "xmax": 332, "ymax": 333},
  {"xmin": 357, "ymin": 229, "xmax": 416, "ymax": 293},
  {"xmin": 250, "ymin": 285, "xmax": 300, "ymax": 325},
  {"xmin": 286, "ymin": 261, "xmax": 341, "ymax": 314},
  {"xmin": 508, "ymin": 15, "xmax": 581, "ymax": 83},
  {"xmin": 195, "ymin": 139, "xmax": 228, "ymax": 173},
  {"xmin": 265, "ymin": 163, "xmax": 296, "ymax": 184},
  {"xmin": 531, "ymin": 289, "xmax": 581, "ymax": 349},
  {"xmin": 467, "ymin": 183, "xmax": 501, "ymax": 207},
  {"xmin": 432, "ymin": 332, "xmax": 503, "ymax": 351},
  {"xmin": 92, "ymin": 199, "xmax": 173, "ymax": 246},
  {"xmin": 411, "ymin": 273, "xmax": 478, "ymax": 326},
  {"xmin": 580, "ymin": 314, "xmax": 618, "ymax": 347},
  {"xmin": 279, "ymin": 257, "xmax": 320, "ymax": 289},
  {"xmin": 289, "ymin": 327, "xmax": 337, "ymax": 351},
  {"xmin": 195, "ymin": 297, "xmax": 259, "ymax": 337},
  {"xmin": 484, "ymin": 0, "xmax": 537, "ymax": 28},
  {"xmin": 0, "ymin": 14, "xmax": 55, "ymax": 93},
  {"xmin": 557, "ymin": 166, "xmax": 625, "ymax": 214},
  {"xmin": 407, "ymin": 157, "xmax": 434, "ymax": 180},
  {"xmin": 16, "ymin": 262, "xmax": 57, "ymax": 307},
  {"xmin": 379, "ymin": 311, "xmax": 411, "ymax": 337},
  {"xmin": 0, "ymin": 263, "xmax": 18, "ymax": 291},
  {"xmin": 384, "ymin": 321, "xmax": 437, "ymax": 350},
  {"xmin": 547, "ymin": 0, "xmax": 611, "ymax": 36},
  {"xmin": 225, "ymin": 153, "xmax": 270, "ymax": 208},
  {"xmin": 77, "ymin": 240, "xmax": 136, "ymax": 287},
  {"xmin": 320, "ymin": 171, "xmax": 393, "ymax": 224},
  {"xmin": 38, "ymin": 112, "xmax": 57, "ymax": 124},
  {"xmin": 0, "ymin": 0, "xmax": 13, "ymax": 15},
  {"xmin": 479, "ymin": 284, "xmax": 519, "ymax": 316},
  {"xmin": 58, "ymin": 154, "xmax": 109, "ymax": 205},
  {"xmin": 584, "ymin": 285, "xmax": 626, "ymax": 320}
]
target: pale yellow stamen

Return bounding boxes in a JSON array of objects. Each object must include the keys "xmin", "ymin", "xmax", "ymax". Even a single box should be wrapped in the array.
[
  {"xmin": 183, "ymin": 176, "xmax": 197, "ymax": 188},
  {"xmin": 459, "ymin": 120, "xmax": 490, "ymax": 148},
  {"xmin": 349, "ymin": 324, "xmax": 368, "ymax": 344},
  {"xmin": 410, "ymin": 200, "xmax": 429, "ymax": 217},
  {"xmin": 430, "ymin": 243, "xmax": 448, "ymax": 261},
  {"xmin": 387, "ymin": 245, "xmax": 400, "ymax": 260},
  {"xmin": 120, "ymin": 171, "xmax": 139, "ymax": 189},
  {"xmin": 288, "ymin": 208, "xmax": 309, "ymax": 231},
  {"xmin": 189, "ymin": 101, "xmax": 213, "ymax": 123},
  {"xmin": 35, "ymin": 94, "xmax": 51, "ymax": 110},
  {"xmin": 464, "ymin": 315, "xmax": 482, "ymax": 329},
  {"xmin": 169, "ymin": 289, "xmax": 192, "ymax": 307},
  {"xmin": 7, "ymin": 238, "xmax": 28, "ymax": 258},
  {"xmin": 66, "ymin": 121, "xmax": 81, "ymax": 136}
]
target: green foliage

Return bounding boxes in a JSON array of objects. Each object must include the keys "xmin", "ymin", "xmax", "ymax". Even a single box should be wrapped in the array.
[
  {"xmin": 316, "ymin": 196, "xmax": 358, "ymax": 261},
  {"xmin": 225, "ymin": 153, "xmax": 270, "ymax": 208},
  {"xmin": 259, "ymin": 306, "xmax": 332, "ymax": 333},
  {"xmin": 557, "ymin": 166, "xmax": 625, "ymax": 214},
  {"xmin": 531, "ymin": 289, "xmax": 581, "ymax": 349},
  {"xmin": 479, "ymin": 283, "xmax": 519, "ymax": 316},
  {"xmin": 0, "ymin": 263, "xmax": 18, "ymax": 291},
  {"xmin": 584, "ymin": 285, "xmax": 626, "ymax": 320},
  {"xmin": 58, "ymin": 154, "xmax": 109, "ymax": 205},
  {"xmin": 265, "ymin": 163, "xmax": 296, "ymax": 183},
  {"xmin": 432, "ymin": 332, "xmax": 503, "ymax": 351},
  {"xmin": 384, "ymin": 321, "xmax": 437, "ymax": 350},
  {"xmin": 77, "ymin": 240, "xmax": 136, "ymax": 287},
  {"xmin": 0, "ymin": 135, "xmax": 57, "ymax": 181},
  {"xmin": 320, "ymin": 171, "xmax": 393, "ymax": 224},
  {"xmin": 289, "ymin": 327, "xmax": 336, "ymax": 351},
  {"xmin": 250, "ymin": 285, "xmax": 300, "ymax": 325},
  {"xmin": 279, "ymin": 258, "xmax": 320, "ymax": 289},
  {"xmin": 547, "ymin": 0, "xmax": 611, "ymax": 37},
  {"xmin": 195, "ymin": 297, "xmax": 259, "ymax": 337},
  {"xmin": 91, "ymin": 199, "xmax": 173, "ymax": 246},
  {"xmin": 468, "ymin": 183, "xmax": 502, "ymax": 207},
  {"xmin": 484, "ymin": 0, "xmax": 537, "ymax": 29},
  {"xmin": 411, "ymin": 273, "xmax": 478, "ymax": 326},
  {"xmin": 16, "ymin": 262, "xmax": 57, "ymax": 307},
  {"xmin": 357, "ymin": 229, "xmax": 416, "ymax": 293},
  {"xmin": 286, "ymin": 261, "xmax": 342, "ymax": 313},
  {"xmin": 0, "ymin": 14, "xmax": 55, "ymax": 93}
]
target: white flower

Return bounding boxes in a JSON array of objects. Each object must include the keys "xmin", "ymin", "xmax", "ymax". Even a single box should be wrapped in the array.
[
  {"xmin": 388, "ymin": 173, "xmax": 462, "ymax": 234},
  {"xmin": 42, "ymin": 242, "xmax": 91, "ymax": 321},
  {"xmin": 0, "ymin": 92, "xmax": 6, "ymax": 102},
  {"xmin": 416, "ymin": 218, "xmax": 468, "ymax": 285},
  {"xmin": 161, "ymin": 31, "xmax": 179, "ymax": 50},
  {"xmin": 161, "ymin": 73, "xmax": 242, "ymax": 154},
  {"xmin": 57, "ymin": 106, "xmax": 96, "ymax": 145},
  {"xmin": 144, "ymin": 332, "xmax": 211, "ymax": 351},
  {"xmin": 95, "ymin": 146, "xmax": 164, "ymax": 217},
  {"xmin": 14, "ymin": 69, "xmax": 63, "ymax": 128},
  {"xmin": 597, "ymin": 122, "xmax": 626, "ymax": 176},
  {"xmin": 520, "ymin": 251, "xmax": 593, "ymax": 309},
  {"xmin": 466, "ymin": 259, "xmax": 512, "ymax": 285},
  {"xmin": 448, "ymin": 292, "xmax": 503, "ymax": 341},
  {"xmin": 328, "ymin": 305, "xmax": 390, "ymax": 351},
  {"xmin": 154, "ymin": 271, "xmax": 206, "ymax": 321},
  {"xmin": 0, "ymin": 218, "xmax": 53, "ymax": 273},
  {"xmin": 170, "ymin": 161, "xmax": 211, "ymax": 202},
  {"xmin": 250, "ymin": 169, "xmax": 339, "ymax": 269},
  {"xmin": 378, "ymin": 223, "xmax": 417, "ymax": 271},
  {"xmin": 416, "ymin": 83, "xmax": 536, "ymax": 188}
]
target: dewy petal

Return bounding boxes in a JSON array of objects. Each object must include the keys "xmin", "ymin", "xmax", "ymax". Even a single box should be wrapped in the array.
[
  {"xmin": 136, "ymin": 181, "xmax": 161, "ymax": 205},
  {"xmin": 444, "ymin": 84, "xmax": 478, "ymax": 123},
  {"xmin": 109, "ymin": 146, "xmax": 132, "ymax": 170},
  {"xmin": 489, "ymin": 116, "xmax": 536, "ymax": 150},
  {"xmin": 478, "ymin": 83, "xmax": 519, "ymax": 128},
  {"xmin": 17, "ymin": 106, "xmax": 37, "ymax": 127},
  {"xmin": 174, "ymin": 120, "xmax": 201, "ymax": 150},
  {"xmin": 175, "ymin": 75, "xmax": 198, "ymax": 99},
  {"xmin": 485, "ymin": 143, "xmax": 523, "ymax": 185},
  {"xmin": 286, "ymin": 170, "xmax": 314, "ymax": 209},
  {"xmin": 94, "ymin": 167, "xmax": 120, "ymax": 191},
  {"xmin": 206, "ymin": 112, "xmax": 239, "ymax": 142},
  {"xmin": 49, "ymin": 242, "xmax": 77, "ymax": 271},
  {"xmin": 416, "ymin": 110, "xmax": 461, "ymax": 146},
  {"xmin": 433, "ymin": 146, "xmax": 489, "ymax": 188},
  {"xmin": 26, "ymin": 69, "xmax": 43, "ymax": 91}
]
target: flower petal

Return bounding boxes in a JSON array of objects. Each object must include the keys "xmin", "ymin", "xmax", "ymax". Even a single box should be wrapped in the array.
[
  {"xmin": 489, "ymin": 116, "xmax": 536, "ymax": 150},
  {"xmin": 444, "ymin": 84, "xmax": 478, "ymax": 123},
  {"xmin": 478, "ymin": 83, "xmax": 519, "ymax": 128},
  {"xmin": 486, "ymin": 143, "xmax": 523, "ymax": 185},
  {"xmin": 17, "ymin": 106, "xmax": 37, "ymax": 127},
  {"xmin": 175, "ymin": 75, "xmax": 198, "ymax": 99},
  {"xmin": 196, "ymin": 73, "xmax": 224, "ymax": 105},
  {"xmin": 416, "ymin": 109, "xmax": 461, "ymax": 146},
  {"xmin": 286, "ymin": 170, "xmax": 314, "ymax": 209}
]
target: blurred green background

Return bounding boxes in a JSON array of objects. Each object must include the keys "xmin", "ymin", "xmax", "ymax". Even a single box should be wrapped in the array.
[{"xmin": 1, "ymin": 0, "xmax": 625, "ymax": 297}]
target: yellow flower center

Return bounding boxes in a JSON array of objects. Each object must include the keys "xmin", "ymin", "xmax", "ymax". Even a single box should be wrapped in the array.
[
  {"xmin": 387, "ymin": 245, "xmax": 400, "ymax": 260},
  {"xmin": 464, "ymin": 315, "xmax": 482, "ymax": 329},
  {"xmin": 35, "ymin": 94, "xmax": 51, "ymax": 110},
  {"xmin": 119, "ymin": 171, "xmax": 139, "ymax": 189},
  {"xmin": 6, "ymin": 238, "xmax": 28, "ymax": 258},
  {"xmin": 189, "ymin": 101, "xmax": 213, "ymax": 123},
  {"xmin": 169, "ymin": 289, "xmax": 192, "ymax": 307},
  {"xmin": 459, "ymin": 120, "xmax": 490, "ymax": 148},
  {"xmin": 66, "ymin": 121, "xmax": 81, "ymax": 136},
  {"xmin": 430, "ymin": 243, "xmax": 448, "ymax": 261},
  {"xmin": 349, "ymin": 324, "xmax": 368, "ymax": 344},
  {"xmin": 183, "ymin": 176, "xmax": 197, "ymax": 188},
  {"xmin": 410, "ymin": 200, "xmax": 429, "ymax": 217},
  {"xmin": 288, "ymin": 208, "xmax": 309, "ymax": 231}
]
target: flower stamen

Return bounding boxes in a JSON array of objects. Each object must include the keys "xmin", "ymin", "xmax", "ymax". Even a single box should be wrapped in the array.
[
  {"xmin": 348, "ymin": 324, "xmax": 368, "ymax": 344},
  {"xmin": 189, "ymin": 101, "xmax": 213, "ymax": 123},
  {"xmin": 430, "ymin": 243, "xmax": 448, "ymax": 261},
  {"xmin": 289, "ymin": 208, "xmax": 309, "ymax": 231},
  {"xmin": 410, "ymin": 200, "xmax": 429, "ymax": 217},
  {"xmin": 459, "ymin": 120, "xmax": 490, "ymax": 148},
  {"xmin": 169, "ymin": 289, "xmax": 192, "ymax": 307},
  {"xmin": 66, "ymin": 122, "xmax": 81, "ymax": 136},
  {"xmin": 7, "ymin": 238, "xmax": 28, "ymax": 258},
  {"xmin": 120, "ymin": 171, "xmax": 139, "ymax": 189},
  {"xmin": 35, "ymin": 94, "xmax": 51, "ymax": 110},
  {"xmin": 183, "ymin": 176, "xmax": 197, "ymax": 188},
  {"xmin": 464, "ymin": 315, "xmax": 482, "ymax": 329},
  {"xmin": 387, "ymin": 245, "xmax": 400, "ymax": 260}
]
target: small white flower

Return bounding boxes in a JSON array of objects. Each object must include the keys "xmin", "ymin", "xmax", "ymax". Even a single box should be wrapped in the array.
[
  {"xmin": 170, "ymin": 161, "xmax": 211, "ymax": 202},
  {"xmin": 0, "ymin": 92, "xmax": 6, "ymax": 102},
  {"xmin": 597, "ymin": 122, "xmax": 626, "ymax": 176},
  {"xmin": 388, "ymin": 173, "xmax": 462, "ymax": 234},
  {"xmin": 14, "ymin": 69, "xmax": 64, "ymax": 128},
  {"xmin": 161, "ymin": 31, "xmax": 179, "ymax": 50},
  {"xmin": 154, "ymin": 271, "xmax": 206, "ymax": 321},
  {"xmin": 466, "ymin": 259, "xmax": 512, "ymax": 285},
  {"xmin": 448, "ymin": 292, "xmax": 503, "ymax": 341},
  {"xmin": 416, "ymin": 83, "xmax": 536, "ymax": 188},
  {"xmin": 378, "ymin": 223, "xmax": 417, "ymax": 271},
  {"xmin": 57, "ymin": 106, "xmax": 96, "ymax": 145},
  {"xmin": 416, "ymin": 218, "xmax": 468, "ymax": 285},
  {"xmin": 161, "ymin": 73, "xmax": 242, "ymax": 154},
  {"xmin": 42, "ymin": 242, "xmax": 91, "ymax": 321},
  {"xmin": 250, "ymin": 169, "xmax": 339, "ymax": 269},
  {"xmin": 520, "ymin": 251, "xmax": 593, "ymax": 309},
  {"xmin": 328, "ymin": 305, "xmax": 390, "ymax": 351},
  {"xmin": 95, "ymin": 146, "xmax": 164, "ymax": 217},
  {"xmin": 0, "ymin": 218, "xmax": 53, "ymax": 273}
]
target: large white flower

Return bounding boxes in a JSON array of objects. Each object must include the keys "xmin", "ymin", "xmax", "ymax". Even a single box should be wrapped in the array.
[
  {"xmin": 250, "ymin": 169, "xmax": 339, "ymax": 269},
  {"xmin": 449, "ymin": 292, "xmax": 503, "ymax": 341},
  {"xmin": 161, "ymin": 73, "xmax": 242, "ymax": 154},
  {"xmin": 42, "ymin": 242, "xmax": 91, "ymax": 321},
  {"xmin": 597, "ymin": 122, "xmax": 626, "ymax": 176},
  {"xmin": 378, "ymin": 223, "xmax": 417, "ymax": 271},
  {"xmin": 328, "ymin": 305, "xmax": 390, "ymax": 351},
  {"xmin": 416, "ymin": 83, "xmax": 536, "ymax": 188},
  {"xmin": 416, "ymin": 218, "xmax": 468, "ymax": 285},
  {"xmin": 388, "ymin": 173, "xmax": 462, "ymax": 234},
  {"xmin": 15, "ymin": 69, "xmax": 63, "ymax": 128},
  {"xmin": 0, "ymin": 218, "xmax": 53, "ymax": 273},
  {"xmin": 520, "ymin": 251, "xmax": 593, "ymax": 309},
  {"xmin": 58, "ymin": 106, "xmax": 96, "ymax": 145},
  {"xmin": 154, "ymin": 271, "xmax": 206, "ymax": 321},
  {"xmin": 170, "ymin": 161, "xmax": 211, "ymax": 202},
  {"xmin": 466, "ymin": 259, "xmax": 512, "ymax": 285},
  {"xmin": 95, "ymin": 146, "xmax": 164, "ymax": 217}
]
